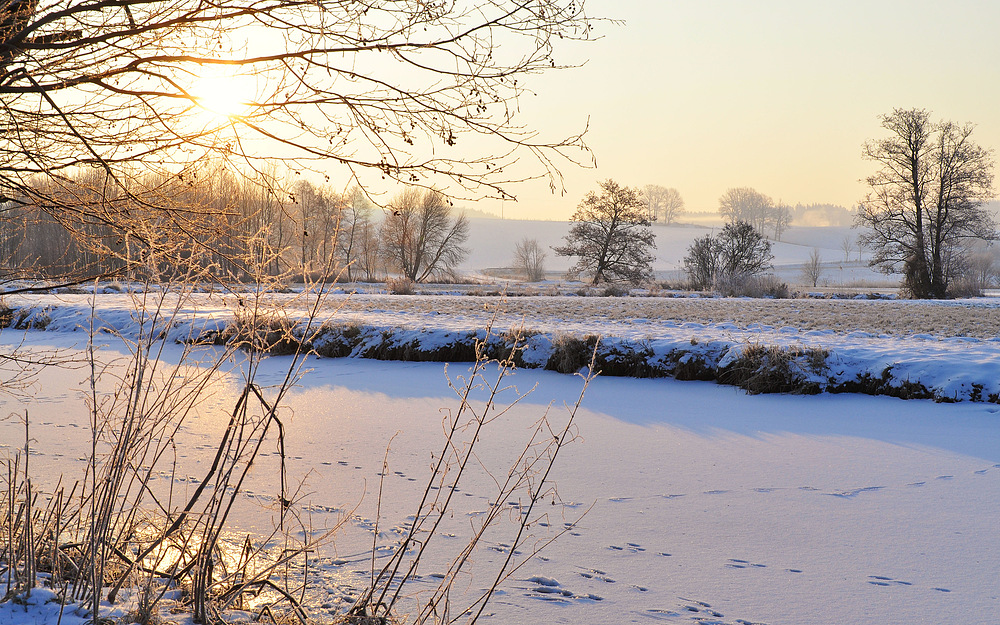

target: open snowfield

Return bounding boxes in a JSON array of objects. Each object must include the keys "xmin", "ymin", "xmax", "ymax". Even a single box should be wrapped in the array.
[{"xmin": 2, "ymin": 291, "xmax": 1000, "ymax": 624}]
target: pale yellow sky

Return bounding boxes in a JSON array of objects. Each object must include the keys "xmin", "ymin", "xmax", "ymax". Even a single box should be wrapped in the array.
[{"xmin": 484, "ymin": 0, "xmax": 1000, "ymax": 220}]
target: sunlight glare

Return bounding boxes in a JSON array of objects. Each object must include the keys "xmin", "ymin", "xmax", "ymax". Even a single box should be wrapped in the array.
[{"xmin": 189, "ymin": 69, "xmax": 257, "ymax": 121}]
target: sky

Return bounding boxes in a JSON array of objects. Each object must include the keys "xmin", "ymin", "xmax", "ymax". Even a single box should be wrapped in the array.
[{"xmin": 481, "ymin": 0, "xmax": 1000, "ymax": 220}]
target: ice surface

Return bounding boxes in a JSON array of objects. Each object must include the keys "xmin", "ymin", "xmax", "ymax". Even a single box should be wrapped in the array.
[{"xmin": 2, "ymin": 327, "xmax": 998, "ymax": 624}]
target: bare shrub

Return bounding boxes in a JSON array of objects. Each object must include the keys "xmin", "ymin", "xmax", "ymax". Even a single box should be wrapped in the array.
[
  {"xmin": 684, "ymin": 221, "xmax": 773, "ymax": 289},
  {"xmin": 713, "ymin": 273, "xmax": 790, "ymax": 299},
  {"xmin": 385, "ymin": 276, "xmax": 415, "ymax": 295},
  {"xmin": 0, "ymin": 262, "xmax": 343, "ymax": 623},
  {"xmin": 224, "ymin": 307, "xmax": 305, "ymax": 355},
  {"xmin": 0, "ymin": 298, "xmax": 12, "ymax": 327},
  {"xmin": 348, "ymin": 323, "xmax": 592, "ymax": 624},
  {"xmin": 946, "ymin": 276, "xmax": 984, "ymax": 298},
  {"xmin": 950, "ymin": 246, "xmax": 998, "ymax": 297}
]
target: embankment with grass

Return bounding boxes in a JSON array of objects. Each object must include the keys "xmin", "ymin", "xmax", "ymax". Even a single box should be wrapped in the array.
[{"xmin": 3, "ymin": 293, "xmax": 998, "ymax": 403}]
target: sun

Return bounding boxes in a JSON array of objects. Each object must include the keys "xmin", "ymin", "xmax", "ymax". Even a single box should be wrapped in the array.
[{"xmin": 188, "ymin": 69, "xmax": 256, "ymax": 121}]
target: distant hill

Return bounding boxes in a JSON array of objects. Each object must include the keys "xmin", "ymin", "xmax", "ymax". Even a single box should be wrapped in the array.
[{"xmin": 458, "ymin": 206, "xmax": 502, "ymax": 220}]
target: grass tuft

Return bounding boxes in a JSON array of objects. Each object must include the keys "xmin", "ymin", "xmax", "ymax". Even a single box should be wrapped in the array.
[{"xmin": 718, "ymin": 344, "xmax": 827, "ymax": 395}]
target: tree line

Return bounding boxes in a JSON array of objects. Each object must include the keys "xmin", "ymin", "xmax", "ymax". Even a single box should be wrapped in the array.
[
  {"xmin": 0, "ymin": 164, "xmax": 472, "ymax": 285},
  {"xmin": 4, "ymin": 106, "xmax": 995, "ymax": 296}
]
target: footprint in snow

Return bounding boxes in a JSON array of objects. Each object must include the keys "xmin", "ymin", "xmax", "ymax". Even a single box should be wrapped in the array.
[
  {"xmin": 677, "ymin": 597, "xmax": 727, "ymax": 619},
  {"xmin": 827, "ymin": 486, "xmax": 884, "ymax": 498},
  {"xmin": 578, "ymin": 568, "xmax": 615, "ymax": 583},
  {"xmin": 868, "ymin": 575, "xmax": 950, "ymax": 593},
  {"xmin": 868, "ymin": 575, "xmax": 912, "ymax": 587},
  {"xmin": 643, "ymin": 608, "xmax": 684, "ymax": 620},
  {"xmin": 524, "ymin": 577, "xmax": 603, "ymax": 602}
]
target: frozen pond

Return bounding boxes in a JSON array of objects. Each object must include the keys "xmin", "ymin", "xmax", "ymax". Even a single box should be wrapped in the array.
[{"xmin": 2, "ymin": 334, "xmax": 999, "ymax": 624}]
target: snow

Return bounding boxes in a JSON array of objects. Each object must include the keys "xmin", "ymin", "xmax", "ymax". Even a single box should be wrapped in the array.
[
  {"xmin": 7, "ymin": 292, "xmax": 1000, "ymax": 401},
  {"xmin": 2, "ymin": 294, "xmax": 1000, "ymax": 624},
  {"xmin": 461, "ymin": 218, "xmax": 889, "ymax": 285}
]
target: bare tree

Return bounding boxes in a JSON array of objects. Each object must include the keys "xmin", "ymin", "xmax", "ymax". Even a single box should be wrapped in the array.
[
  {"xmin": 356, "ymin": 219, "xmax": 384, "ymax": 282},
  {"xmin": 337, "ymin": 187, "xmax": 376, "ymax": 282},
  {"xmin": 380, "ymin": 188, "xmax": 470, "ymax": 282},
  {"xmin": 0, "ymin": 0, "xmax": 594, "ymax": 287},
  {"xmin": 291, "ymin": 180, "xmax": 331, "ymax": 275},
  {"xmin": 513, "ymin": 237, "xmax": 547, "ymax": 281},
  {"xmin": 857, "ymin": 108, "xmax": 996, "ymax": 298},
  {"xmin": 683, "ymin": 221, "xmax": 772, "ymax": 290},
  {"xmin": 772, "ymin": 203, "xmax": 792, "ymax": 240},
  {"xmin": 840, "ymin": 235, "xmax": 857, "ymax": 263},
  {"xmin": 554, "ymin": 180, "xmax": 655, "ymax": 285},
  {"xmin": 802, "ymin": 248, "xmax": 823, "ymax": 287},
  {"xmin": 719, "ymin": 188, "xmax": 773, "ymax": 232},
  {"xmin": 683, "ymin": 234, "xmax": 720, "ymax": 290},
  {"xmin": 716, "ymin": 221, "xmax": 773, "ymax": 277},
  {"xmin": 718, "ymin": 187, "xmax": 790, "ymax": 239},
  {"xmin": 644, "ymin": 185, "xmax": 685, "ymax": 224},
  {"xmin": 958, "ymin": 241, "xmax": 999, "ymax": 294}
]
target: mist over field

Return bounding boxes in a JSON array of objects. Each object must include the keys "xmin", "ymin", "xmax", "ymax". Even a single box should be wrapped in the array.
[{"xmin": 460, "ymin": 214, "xmax": 891, "ymax": 287}]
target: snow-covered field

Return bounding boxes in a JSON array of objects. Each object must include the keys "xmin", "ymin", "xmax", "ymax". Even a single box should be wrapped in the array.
[
  {"xmin": 1, "ymin": 291, "xmax": 999, "ymax": 624},
  {"xmin": 462, "ymin": 219, "xmax": 891, "ymax": 287}
]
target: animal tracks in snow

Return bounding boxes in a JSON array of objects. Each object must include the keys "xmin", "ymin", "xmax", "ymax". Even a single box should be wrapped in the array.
[
  {"xmin": 866, "ymin": 574, "xmax": 951, "ymax": 594},
  {"xmin": 520, "ymin": 575, "xmax": 605, "ymax": 603},
  {"xmin": 826, "ymin": 485, "xmax": 884, "ymax": 498},
  {"xmin": 639, "ymin": 597, "xmax": 768, "ymax": 624},
  {"xmin": 621, "ymin": 461, "xmax": 1000, "ymax": 507},
  {"xmin": 608, "ymin": 542, "xmax": 646, "ymax": 553}
]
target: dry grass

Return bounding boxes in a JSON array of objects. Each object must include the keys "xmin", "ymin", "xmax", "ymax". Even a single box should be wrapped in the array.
[{"xmin": 314, "ymin": 295, "xmax": 1000, "ymax": 339}]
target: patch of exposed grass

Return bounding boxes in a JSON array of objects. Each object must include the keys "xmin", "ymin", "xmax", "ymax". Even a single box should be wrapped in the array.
[
  {"xmin": 718, "ymin": 344, "xmax": 827, "ymax": 395},
  {"xmin": 545, "ymin": 334, "xmax": 600, "ymax": 374},
  {"xmin": 828, "ymin": 366, "xmax": 935, "ymax": 401}
]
